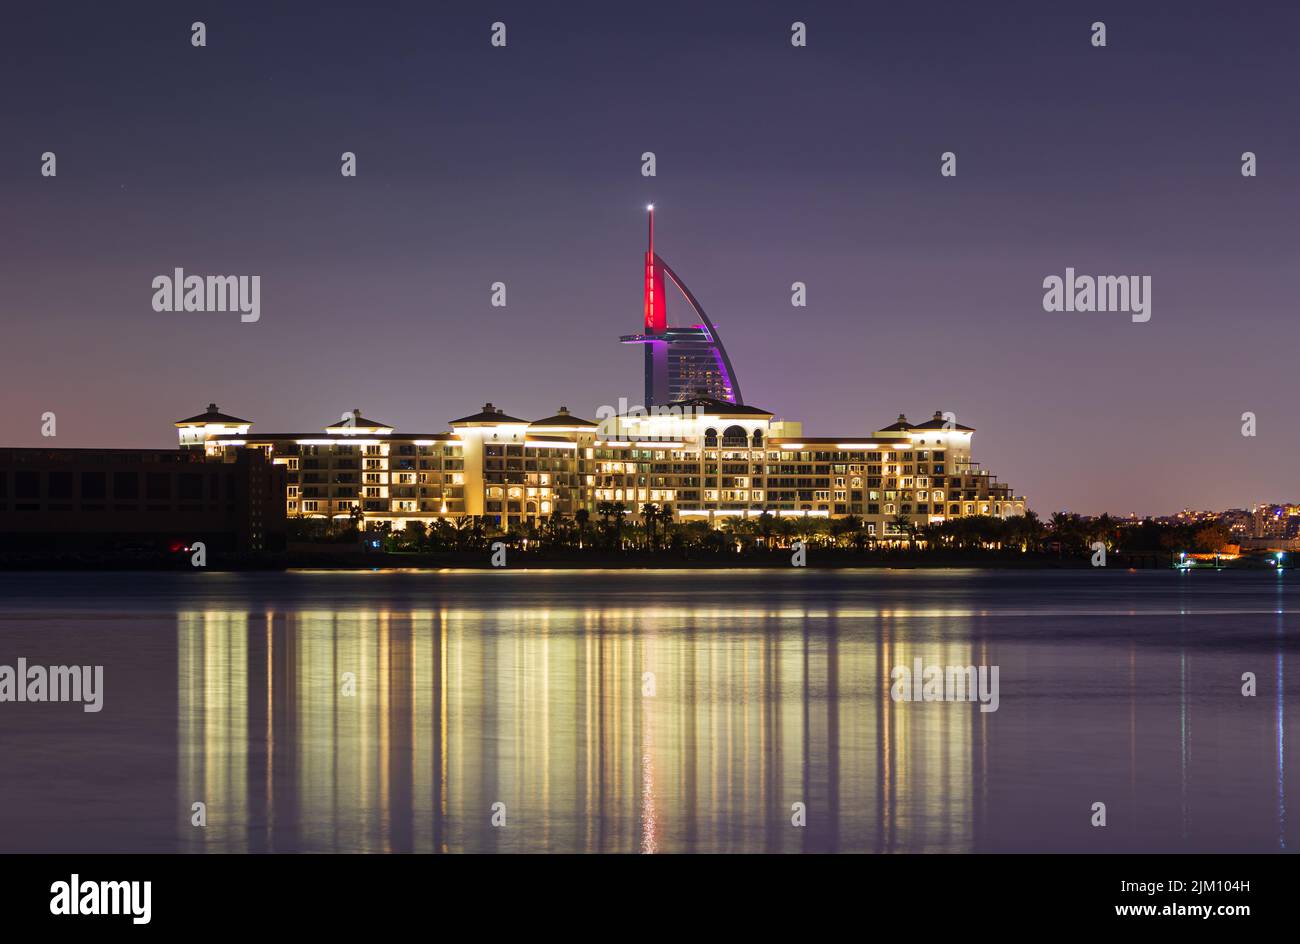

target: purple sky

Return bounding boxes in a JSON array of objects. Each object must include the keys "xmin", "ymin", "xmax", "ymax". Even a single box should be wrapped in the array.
[{"xmin": 2, "ymin": 1, "xmax": 1297, "ymax": 515}]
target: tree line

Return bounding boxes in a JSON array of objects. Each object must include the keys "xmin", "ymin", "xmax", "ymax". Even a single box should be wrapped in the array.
[{"xmin": 288, "ymin": 504, "xmax": 1236, "ymax": 558}]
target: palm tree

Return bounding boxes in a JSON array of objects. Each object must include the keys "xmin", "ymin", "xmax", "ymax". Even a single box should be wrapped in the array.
[
  {"xmin": 889, "ymin": 512, "xmax": 914, "ymax": 549},
  {"xmin": 657, "ymin": 504, "xmax": 675, "ymax": 550},
  {"xmin": 1014, "ymin": 509, "xmax": 1045, "ymax": 552},
  {"xmin": 641, "ymin": 502, "xmax": 659, "ymax": 550},
  {"xmin": 831, "ymin": 514, "xmax": 862, "ymax": 549},
  {"xmin": 796, "ymin": 512, "xmax": 821, "ymax": 546},
  {"xmin": 545, "ymin": 508, "xmax": 565, "ymax": 548},
  {"xmin": 598, "ymin": 501, "xmax": 628, "ymax": 549},
  {"xmin": 1049, "ymin": 511, "xmax": 1083, "ymax": 556},
  {"xmin": 574, "ymin": 508, "xmax": 590, "ymax": 548}
]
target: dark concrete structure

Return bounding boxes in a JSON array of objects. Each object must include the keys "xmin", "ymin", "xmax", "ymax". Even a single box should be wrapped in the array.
[{"xmin": 0, "ymin": 447, "xmax": 285, "ymax": 552}]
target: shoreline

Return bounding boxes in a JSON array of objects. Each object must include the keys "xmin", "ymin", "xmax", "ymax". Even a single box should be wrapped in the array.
[{"xmin": 0, "ymin": 548, "xmax": 1240, "ymax": 572}]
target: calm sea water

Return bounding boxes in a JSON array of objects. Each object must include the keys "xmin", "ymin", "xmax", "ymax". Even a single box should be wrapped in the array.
[{"xmin": 0, "ymin": 568, "xmax": 1293, "ymax": 853}]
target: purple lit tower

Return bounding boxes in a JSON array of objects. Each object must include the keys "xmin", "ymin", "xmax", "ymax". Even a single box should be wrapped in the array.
[{"xmin": 620, "ymin": 206, "xmax": 743, "ymax": 407}]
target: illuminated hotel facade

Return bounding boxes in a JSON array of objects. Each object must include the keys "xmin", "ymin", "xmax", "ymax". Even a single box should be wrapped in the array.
[
  {"xmin": 179, "ymin": 400, "xmax": 1026, "ymax": 537},
  {"xmin": 175, "ymin": 209, "xmax": 1026, "ymax": 535}
]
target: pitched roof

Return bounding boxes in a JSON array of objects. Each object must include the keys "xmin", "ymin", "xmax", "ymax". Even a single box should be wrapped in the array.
[
  {"xmin": 910, "ymin": 410, "xmax": 975, "ymax": 432},
  {"xmin": 327, "ymin": 409, "xmax": 392, "ymax": 430},
  {"xmin": 530, "ymin": 406, "xmax": 598, "ymax": 428},
  {"xmin": 174, "ymin": 403, "xmax": 251, "ymax": 426},
  {"xmin": 878, "ymin": 411, "xmax": 975, "ymax": 433},
  {"xmin": 663, "ymin": 395, "xmax": 773, "ymax": 417},
  {"xmin": 449, "ymin": 402, "xmax": 528, "ymax": 425}
]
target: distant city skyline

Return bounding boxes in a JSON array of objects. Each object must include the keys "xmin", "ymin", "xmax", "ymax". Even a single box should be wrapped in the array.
[{"xmin": 3, "ymin": 1, "xmax": 1298, "ymax": 516}]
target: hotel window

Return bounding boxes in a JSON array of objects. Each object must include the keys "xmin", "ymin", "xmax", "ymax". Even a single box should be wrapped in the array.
[
  {"xmin": 885, "ymin": 504, "xmax": 895, "ymax": 515},
  {"xmin": 303, "ymin": 500, "xmax": 319, "ymax": 512}
]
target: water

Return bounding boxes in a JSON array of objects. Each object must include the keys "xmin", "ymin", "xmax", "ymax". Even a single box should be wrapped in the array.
[{"xmin": 0, "ymin": 568, "xmax": 1293, "ymax": 853}]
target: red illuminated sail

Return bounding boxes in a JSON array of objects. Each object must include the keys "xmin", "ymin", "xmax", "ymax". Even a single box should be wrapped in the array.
[{"xmin": 644, "ymin": 206, "xmax": 666, "ymax": 333}]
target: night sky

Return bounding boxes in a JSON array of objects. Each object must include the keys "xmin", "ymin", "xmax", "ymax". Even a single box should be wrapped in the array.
[{"xmin": 3, "ymin": 1, "xmax": 1297, "ymax": 515}]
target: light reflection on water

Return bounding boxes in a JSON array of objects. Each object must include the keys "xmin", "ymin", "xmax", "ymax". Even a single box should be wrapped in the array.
[
  {"xmin": 178, "ymin": 607, "xmax": 983, "ymax": 853},
  {"xmin": 0, "ymin": 570, "xmax": 1294, "ymax": 852}
]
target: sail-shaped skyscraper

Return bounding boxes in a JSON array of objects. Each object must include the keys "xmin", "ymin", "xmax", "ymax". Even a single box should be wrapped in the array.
[{"xmin": 620, "ymin": 207, "xmax": 743, "ymax": 407}]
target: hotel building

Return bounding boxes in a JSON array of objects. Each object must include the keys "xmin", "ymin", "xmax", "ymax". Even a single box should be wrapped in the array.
[
  {"xmin": 172, "ymin": 209, "xmax": 1025, "ymax": 537},
  {"xmin": 181, "ymin": 399, "xmax": 1025, "ymax": 538}
]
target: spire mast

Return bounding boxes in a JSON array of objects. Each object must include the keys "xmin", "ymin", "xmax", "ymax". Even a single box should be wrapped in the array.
[{"xmin": 643, "ymin": 204, "xmax": 666, "ymax": 334}]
